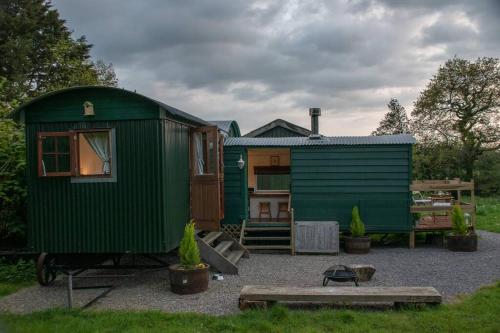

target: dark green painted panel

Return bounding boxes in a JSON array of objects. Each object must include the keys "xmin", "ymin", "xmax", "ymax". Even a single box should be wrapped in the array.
[
  {"xmin": 292, "ymin": 151, "xmax": 408, "ymax": 160},
  {"xmin": 26, "ymin": 117, "xmax": 191, "ymax": 253},
  {"xmin": 24, "ymin": 88, "xmax": 159, "ymax": 123},
  {"xmin": 293, "ymin": 159, "xmax": 408, "ymax": 166},
  {"xmin": 161, "ymin": 120, "xmax": 191, "ymax": 251},
  {"xmin": 292, "ymin": 165, "xmax": 409, "ymax": 173},
  {"xmin": 292, "ymin": 172, "xmax": 409, "ymax": 180},
  {"xmin": 222, "ymin": 147, "xmax": 247, "ymax": 224},
  {"xmin": 291, "ymin": 145, "xmax": 412, "ymax": 232}
]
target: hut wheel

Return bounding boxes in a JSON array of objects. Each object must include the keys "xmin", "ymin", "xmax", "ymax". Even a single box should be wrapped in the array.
[{"xmin": 36, "ymin": 253, "xmax": 57, "ymax": 286}]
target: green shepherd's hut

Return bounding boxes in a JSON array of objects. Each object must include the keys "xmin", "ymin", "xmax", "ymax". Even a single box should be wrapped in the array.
[{"xmin": 11, "ymin": 86, "xmax": 239, "ymax": 282}]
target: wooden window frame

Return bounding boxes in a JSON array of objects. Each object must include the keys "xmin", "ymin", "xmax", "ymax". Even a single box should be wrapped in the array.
[
  {"xmin": 37, "ymin": 132, "xmax": 74, "ymax": 177},
  {"xmin": 37, "ymin": 129, "xmax": 113, "ymax": 178}
]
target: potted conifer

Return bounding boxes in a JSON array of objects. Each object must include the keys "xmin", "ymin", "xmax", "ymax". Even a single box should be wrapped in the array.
[
  {"xmin": 344, "ymin": 206, "xmax": 371, "ymax": 254},
  {"xmin": 447, "ymin": 205, "xmax": 477, "ymax": 252},
  {"xmin": 169, "ymin": 220, "xmax": 210, "ymax": 294}
]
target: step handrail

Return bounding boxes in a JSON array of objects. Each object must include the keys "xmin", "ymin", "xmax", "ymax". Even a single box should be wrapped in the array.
[
  {"xmin": 290, "ymin": 208, "xmax": 295, "ymax": 256},
  {"xmin": 239, "ymin": 218, "xmax": 246, "ymax": 244}
]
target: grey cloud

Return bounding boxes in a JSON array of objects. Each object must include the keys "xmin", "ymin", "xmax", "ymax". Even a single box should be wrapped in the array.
[{"xmin": 52, "ymin": 0, "xmax": 499, "ymax": 135}]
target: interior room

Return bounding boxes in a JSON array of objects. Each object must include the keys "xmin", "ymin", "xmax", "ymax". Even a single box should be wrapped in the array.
[{"xmin": 247, "ymin": 148, "xmax": 291, "ymax": 222}]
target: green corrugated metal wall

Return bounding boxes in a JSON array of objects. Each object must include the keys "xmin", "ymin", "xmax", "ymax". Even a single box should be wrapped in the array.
[
  {"xmin": 24, "ymin": 88, "xmax": 192, "ymax": 253},
  {"xmin": 222, "ymin": 144, "xmax": 412, "ymax": 232},
  {"xmin": 291, "ymin": 145, "xmax": 412, "ymax": 232},
  {"xmin": 160, "ymin": 120, "xmax": 191, "ymax": 249},
  {"xmin": 256, "ymin": 126, "xmax": 307, "ymax": 137},
  {"xmin": 222, "ymin": 146, "xmax": 248, "ymax": 224}
]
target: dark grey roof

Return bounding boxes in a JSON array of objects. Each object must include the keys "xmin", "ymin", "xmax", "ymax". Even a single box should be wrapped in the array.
[
  {"xmin": 10, "ymin": 86, "xmax": 209, "ymax": 127},
  {"xmin": 210, "ymin": 120, "xmax": 233, "ymax": 134},
  {"xmin": 209, "ymin": 120, "xmax": 241, "ymax": 137},
  {"xmin": 224, "ymin": 134, "xmax": 416, "ymax": 146},
  {"xmin": 244, "ymin": 119, "xmax": 311, "ymax": 137}
]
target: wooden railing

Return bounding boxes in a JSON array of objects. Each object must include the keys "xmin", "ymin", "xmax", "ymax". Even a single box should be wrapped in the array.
[{"xmin": 410, "ymin": 179, "xmax": 476, "ymax": 230}]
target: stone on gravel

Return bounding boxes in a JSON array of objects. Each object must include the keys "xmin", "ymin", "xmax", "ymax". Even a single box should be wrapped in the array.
[{"xmin": 347, "ymin": 264, "xmax": 376, "ymax": 282}]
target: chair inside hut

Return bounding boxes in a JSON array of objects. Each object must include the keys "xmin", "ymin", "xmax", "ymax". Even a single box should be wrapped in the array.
[{"xmin": 247, "ymin": 148, "xmax": 291, "ymax": 223}]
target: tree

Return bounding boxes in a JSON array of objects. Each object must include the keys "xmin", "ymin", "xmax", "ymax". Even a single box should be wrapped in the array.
[
  {"xmin": 0, "ymin": 0, "xmax": 117, "ymax": 104},
  {"xmin": 372, "ymin": 98, "xmax": 410, "ymax": 135},
  {"xmin": 412, "ymin": 57, "xmax": 500, "ymax": 180},
  {"xmin": 0, "ymin": 0, "xmax": 118, "ymax": 244},
  {"xmin": 0, "ymin": 78, "xmax": 26, "ymax": 244}
]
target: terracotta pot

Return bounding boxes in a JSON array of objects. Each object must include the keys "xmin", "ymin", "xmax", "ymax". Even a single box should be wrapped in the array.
[
  {"xmin": 344, "ymin": 236, "xmax": 371, "ymax": 254},
  {"xmin": 447, "ymin": 234, "xmax": 478, "ymax": 252},
  {"xmin": 168, "ymin": 263, "xmax": 209, "ymax": 294}
]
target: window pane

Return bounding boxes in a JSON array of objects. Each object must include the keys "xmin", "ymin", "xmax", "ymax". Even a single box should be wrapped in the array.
[
  {"xmin": 42, "ymin": 154, "xmax": 56, "ymax": 173},
  {"xmin": 42, "ymin": 136, "xmax": 56, "ymax": 152},
  {"xmin": 257, "ymin": 174, "xmax": 290, "ymax": 191},
  {"xmin": 57, "ymin": 136, "xmax": 70, "ymax": 153},
  {"xmin": 78, "ymin": 132, "xmax": 110, "ymax": 176},
  {"xmin": 58, "ymin": 154, "xmax": 71, "ymax": 172},
  {"xmin": 207, "ymin": 132, "xmax": 216, "ymax": 174}
]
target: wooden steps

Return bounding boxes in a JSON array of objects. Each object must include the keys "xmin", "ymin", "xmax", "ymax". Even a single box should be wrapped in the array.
[
  {"xmin": 244, "ymin": 236, "xmax": 291, "ymax": 241},
  {"xmin": 244, "ymin": 245, "xmax": 291, "ymax": 250},
  {"xmin": 203, "ymin": 232, "xmax": 223, "ymax": 245},
  {"xmin": 240, "ymin": 220, "xmax": 293, "ymax": 253},
  {"xmin": 244, "ymin": 227, "xmax": 291, "ymax": 231},
  {"xmin": 239, "ymin": 285, "xmax": 442, "ymax": 310},
  {"xmin": 196, "ymin": 230, "xmax": 249, "ymax": 275},
  {"xmin": 226, "ymin": 250, "xmax": 245, "ymax": 264}
]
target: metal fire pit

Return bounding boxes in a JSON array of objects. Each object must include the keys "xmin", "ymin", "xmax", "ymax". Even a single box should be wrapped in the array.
[{"xmin": 322, "ymin": 265, "xmax": 359, "ymax": 286}]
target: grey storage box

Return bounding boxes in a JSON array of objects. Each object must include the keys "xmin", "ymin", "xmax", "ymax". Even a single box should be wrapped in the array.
[{"xmin": 294, "ymin": 221, "xmax": 339, "ymax": 254}]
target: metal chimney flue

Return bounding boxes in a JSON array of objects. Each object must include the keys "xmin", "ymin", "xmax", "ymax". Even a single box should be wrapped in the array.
[{"xmin": 309, "ymin": 108, "xmax": 321, "ymax": 136}]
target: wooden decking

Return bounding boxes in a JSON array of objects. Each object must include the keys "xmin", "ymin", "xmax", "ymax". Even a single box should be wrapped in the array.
[
  {"xmin": 409, "ymin": 179, "xmax": 476, "ymax": 248},
  {"xmin": 239, "ymin": 285, "xmax": 442, "ymax": 309}
]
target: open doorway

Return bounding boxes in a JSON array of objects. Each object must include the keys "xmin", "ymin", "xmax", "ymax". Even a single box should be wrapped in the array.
[{"xmin": 247, "ymin": 148, "xmax": 291, "ymax": 223}]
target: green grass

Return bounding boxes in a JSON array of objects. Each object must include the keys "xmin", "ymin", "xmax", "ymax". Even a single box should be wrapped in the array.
[
  {"xmin": 1, "ymin": 281, "xmax": 499, "ymax": 333},
  {"xmin": 475, "ymin": 196, "xmax": 500, "ymax": 233},
  {"xmin": 0, "ymin": 281, "xmax": 34, "ymax": 297},
  {"xmin": 0, "ymin": 259, "xmax": 36, "ymax": 298}
]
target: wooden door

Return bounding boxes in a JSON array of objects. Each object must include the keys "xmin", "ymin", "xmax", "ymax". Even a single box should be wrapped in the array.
[{"xmin": 190, "ymin": 126, "xmax": 223, "ymax": 231}]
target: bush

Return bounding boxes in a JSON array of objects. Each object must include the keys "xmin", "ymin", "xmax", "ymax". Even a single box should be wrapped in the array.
[
  {"xmin": 178, "ymin": 220, "xmax": 201, "ymax": 268},
  {"xmin": 0, "ymin": 118, "xmax": 27, "ymax": 246},
  {"xmin": 350, "ymin": 206, "xmax": 365, "ymax": 237},
  {"xmin": 0, "ymin": 259, "xmax": 35, "ymax": 283},
  {"xmin": 451, "ymin": 205, "xmax": 468, "ymax": 236}
]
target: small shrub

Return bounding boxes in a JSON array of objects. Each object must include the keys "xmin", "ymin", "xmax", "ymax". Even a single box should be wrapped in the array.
[
  {"xmin": 178, "ymin": 220, "xmax": 202, "ymax": 268},
  {"xmin": 451, "ymin": 205, "xmax": 468, "ymax": 236},
  {"xmin": 350, "ymin": 206, "xmax": 365, "ymax": 237},
  {"xmin": 0, "ymin": 259, "xmax": 36, "ymax": 283}
]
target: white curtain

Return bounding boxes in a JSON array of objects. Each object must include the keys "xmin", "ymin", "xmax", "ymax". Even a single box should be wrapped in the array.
[
  {"xmin": 194, "ymin": 132, "xmax": 204, "ymax": 175},
  {"xmin": 84, "ymin": 132, "xmax": 111, "ymax": 174}
]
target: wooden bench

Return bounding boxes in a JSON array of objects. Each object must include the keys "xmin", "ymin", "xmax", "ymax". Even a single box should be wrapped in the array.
[{"xmin": 239, "ymin": 285, "xmax": 442, "ymax": 310}]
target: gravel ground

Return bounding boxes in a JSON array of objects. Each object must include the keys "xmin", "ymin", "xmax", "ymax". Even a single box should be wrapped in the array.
[{"xmin": 1, "ymin": 230, "xmax": 499, "ymax": 315}]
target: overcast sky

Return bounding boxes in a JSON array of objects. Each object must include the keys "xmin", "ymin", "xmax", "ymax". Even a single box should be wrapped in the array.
[{"xmin": 52, "ymin": 0, "xmax": 500, "ymax": 135}]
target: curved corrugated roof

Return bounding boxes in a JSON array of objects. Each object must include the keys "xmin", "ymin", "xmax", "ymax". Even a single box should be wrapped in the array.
[
  {"xmin": 224, "ymin": 134, "xmax": 416, "ymax": 146},
  {"xmin": 209, "ymin": 120, "xmax": 241, "ymax": 137},
  {"xmin": 10, "ymin": 85, "xmax": 209, "ymax": 126}
]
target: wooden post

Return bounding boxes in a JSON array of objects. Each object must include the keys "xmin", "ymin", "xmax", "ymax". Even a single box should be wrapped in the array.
[
  {"xmin": 290, "ymin": 208, "xmax": 295, "ymax": 256},
  {"xmin": 67, "ymin": 273, "xmax": 73, "ymax": 309},
  {"xmin": 471, "ymin": 179, "xmax": 476, "ymax": 230},
  {"xmin": 409, "ymin": 231, "xmax": 415, "ymax": 249},
  {"xmin": 239, "ymin": 219, "xmax": 246, "ymax": 244}
]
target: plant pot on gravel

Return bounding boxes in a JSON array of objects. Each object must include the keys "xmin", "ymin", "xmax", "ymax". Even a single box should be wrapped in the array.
[
  {"xmin": 446, "ymin": 205, "xmax": 477, "ymax": 252},
  {"xmin": 344, "ymin": 206, "xmax": 371, "ymax": 254},
  {"xmin": 169, "ymin": 220, "xmax": 209, "ymax": 294}
]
